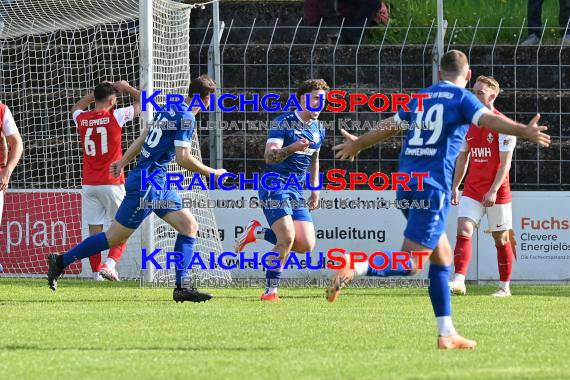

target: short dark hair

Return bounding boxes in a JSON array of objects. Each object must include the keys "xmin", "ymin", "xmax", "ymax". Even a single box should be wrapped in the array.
[
  {"xmin": 189, "ymin": 74, "xmax": 216, "ymax": 99},
  {"xmin": 94, "ymin": 82, "xmax": 117, "ymax": 102},
  {"xmin": 440, "ymin": 50, "xmax": 469, "ymax": 77},
  {"xmin": 296, "ymin": 79, "xmax": 330, "ymax": 99}
]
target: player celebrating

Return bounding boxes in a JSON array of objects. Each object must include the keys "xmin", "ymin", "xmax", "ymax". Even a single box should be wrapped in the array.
[
  {"xmin": 0, "ymin": 102, "xmax": 24, "ymax": 273},
  {"xmin": 328, "ymin": 50, "xmax": 550, "ymax": 349},
  {"xmin": 72, "ymin": 81, "xmax": 141, "ymax": 281},
  {"xmin": 47, "ymin": 74, "xmax": 227, "ymax": 303},
  {"xmin": 234, "ymin": 79, "xmax": 329, "ymax": 301},
  {"xmin": 449, "ymin": 76, "xmax": 516, "ymax": 297}
]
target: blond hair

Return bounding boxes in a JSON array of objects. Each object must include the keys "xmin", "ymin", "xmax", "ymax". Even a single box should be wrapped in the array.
[{"xmin": 475, "ymin": 75, "xmax": 500, "ymax": 95}]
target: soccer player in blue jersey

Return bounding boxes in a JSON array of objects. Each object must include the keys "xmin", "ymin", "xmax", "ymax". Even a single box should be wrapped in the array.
[
  {"xmin": 47, "ymin": 75, "xmax": 227, "ymax": 303},
  {"xmin": 234, "ymin": 79, "xmax": 329, "ymax": 301},
  {"xmin": 328, "ymin": 50, "xmax": 550, "ymax": 349}
]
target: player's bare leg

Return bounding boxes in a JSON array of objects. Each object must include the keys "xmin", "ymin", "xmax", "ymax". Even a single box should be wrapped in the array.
[
  {"xmin": 290, "ymin": 220, "xmax": 316, "ymax": 253},
  {"xmin": 429, "ymin": 234, "xmax": 477, "ymax": 349},
  {"xmin": 87, "ymin": 224, "xmax": 104, "ymax": 281},
  {"xmin": 491, "ymin": 229, "xmax": 513, "ymax": 297},
  {"xmin": 450, "ymin": 217, "xmax": 477, "ymax": 295},
  {"xmin": 261, "ymin": 216, "xmax": 295, "ymax": 301},
  {"xmin": 161, "ymin": 209, "xmax": 213, "ymax": 303}
]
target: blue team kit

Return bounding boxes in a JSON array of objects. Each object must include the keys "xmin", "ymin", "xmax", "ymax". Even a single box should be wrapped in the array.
[
  {"xmin": 260, "ymin": 111, "xmax": 326, "ymax": 226},
  {"xmin": 394, "ymin": 81, "xmax": 487, "ymax": 248},
  {"xmin": 115, "ymin": 103, "xmax": 195, "ymax": 229}
]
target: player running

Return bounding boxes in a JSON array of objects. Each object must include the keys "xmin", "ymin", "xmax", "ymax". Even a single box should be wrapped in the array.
[
  {"xmin": 72, "ymin": 81, "xmax": 141, "ymax": 281},
  {"xmin": 234, "ymin": 79, "xmax": 329, "ymax": 301},
  {"xmin": 0, "ymin": 102, "xmax": 24, "ymax": 273},
  {"xmin": 328, "ymin": 50, "xmax": 550, "ymax": 349},
  {"xmin": 449, "ymin": 76, "xmax": 516, "ymax": 297},
  {"xmin": 47, "ymin": 74, "xmax": 227, "ymax": 303}
]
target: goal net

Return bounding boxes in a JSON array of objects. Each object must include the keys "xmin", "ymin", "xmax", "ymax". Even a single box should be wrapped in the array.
[{"xmin": 0, "ymin": 0, "xmax": 231, "ymax": 283}]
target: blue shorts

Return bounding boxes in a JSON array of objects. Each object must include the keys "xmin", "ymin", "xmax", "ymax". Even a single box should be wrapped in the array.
[
  {"xmin": 115, "ymin": 176, "xmax": 182, "ymax": 230},
  {"xmin": 397, "ymin": 184, "xmax": 450, "ymax": 250},
  {"xmin": 258, "ymin": 187, "xmax": 312, "ymax": 227}
]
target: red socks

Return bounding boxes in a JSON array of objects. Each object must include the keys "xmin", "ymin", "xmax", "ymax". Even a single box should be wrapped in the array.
[
  {"xmin": 88, "ymin": 252, "xmax": 101, "ymax": 272},
  {"xmin": 108, "ymin": 243, "xmax": 127, "ymax": 262},
  {"xmin": 87, "ymin": 243, "xmax": 126, "ymax": 273},
  {"xmin": 453, "ymin": 235, "xmax": 472, "ymax": 275},
  {"xmin": 496, "ymin": 241, "xmax": 514, "ymax": 282}
]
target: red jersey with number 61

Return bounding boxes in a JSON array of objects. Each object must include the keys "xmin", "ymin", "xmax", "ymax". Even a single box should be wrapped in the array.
[
  {"xmin": 461, "ymin": 108, "xmax": 516, "ymax": 204},
  {"xmin": 73, "ymin": 106, "xmax": 134, "ymax": 185}
]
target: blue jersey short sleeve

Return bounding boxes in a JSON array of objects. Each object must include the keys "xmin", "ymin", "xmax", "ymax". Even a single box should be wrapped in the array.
[
  {"xmin": 174, "ymin": 114, "xmax": 195, "ymax": 149},
  {"xmin": 459, "ymin": 90, "xmax": 488, "ymax": 126},
  {"xmin": 267, "ymin": 123, "xmax": 286, "ymax": 144}
]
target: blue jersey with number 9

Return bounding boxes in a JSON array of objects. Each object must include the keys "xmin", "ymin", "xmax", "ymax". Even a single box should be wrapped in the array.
[
  {"xmin": 128, "ymin": 102, "xmax": 195, "ymax": 187},
  {"xmin": 394, "ymin": 81, "xmax": 489, "ymax": 193}
]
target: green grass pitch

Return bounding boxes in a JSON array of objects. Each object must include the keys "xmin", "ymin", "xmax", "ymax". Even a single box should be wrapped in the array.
[{"xmin": 1, "ymin": 279, "xmax": 569, "ymax": 380}]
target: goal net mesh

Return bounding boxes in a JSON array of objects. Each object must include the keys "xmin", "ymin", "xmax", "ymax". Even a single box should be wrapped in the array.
[{"xmin": 0, "ymin": 0, "xmax": 230, "ymax": 282}]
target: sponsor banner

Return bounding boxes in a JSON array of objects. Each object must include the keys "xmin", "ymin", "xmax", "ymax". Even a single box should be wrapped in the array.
[
  {"xmin": 211, "ymin": 190, "xmax": 467, "ymax": 279},
  {"xmin": 0, "ymin": 191, "xmax": 82, "ymax": 275},
  {"xmin": 477, "ymin": 192, "xmax": 570, "ymax": 281}
]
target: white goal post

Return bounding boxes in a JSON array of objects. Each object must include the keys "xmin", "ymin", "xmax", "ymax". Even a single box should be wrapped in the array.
[{"xmin": 0, "ymin": 0, "xmax": 231, "ymax": 282}]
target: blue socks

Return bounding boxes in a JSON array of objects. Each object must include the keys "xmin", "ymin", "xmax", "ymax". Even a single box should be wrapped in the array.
[
  {"xmin": 265, "ymin": 269, "xmax": 282, "ymax": 293},
  {"xmin": 174, "ymin": 234, "xmax": 196, "ymax": 288},
  {"xmin": 62, "ymin": 233, "xmax": 109, "ymax": 267},
  {"xmin": 428, "ymin": 263, "xmax": 452, "ymax": 317},
  {"xmin": 263, "ymin": 228, "xmax": 277, "ymax": 244},
  {"xmin": 367, "ymin": 251, "xmax": 413, "ymax": 277}
]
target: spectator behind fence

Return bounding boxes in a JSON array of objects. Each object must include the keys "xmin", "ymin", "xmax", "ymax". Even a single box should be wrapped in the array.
[
  {"xmin": 304, "ymin": 0, "xmax": 389, "ymax": 44},
  {"xmin": 521, "ymin": 0, "xmax": 570, "ymax": 45}
]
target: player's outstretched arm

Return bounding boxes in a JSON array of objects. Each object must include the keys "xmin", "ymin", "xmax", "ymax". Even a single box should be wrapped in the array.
[
  {"xmin": 451, "ymin": 151, "xmax": 470, "ymax": 205},
  {"xmin": 478, "ymin": 113, "xmax": 550, "ymax": 147},
  {"xmin": 114, "ymin": 80, "xmax": 142, "ymax": 117},
  {"xmin": 332, "ymin": 117, "xmax": 400, "ymax": 161},
  {"xmin": 110, "ymin": 129, "xmax": 148, "ymax": 177},
  {"xmin": 175, "ymin": 147, "xmax": 226, "ymax": 181}
]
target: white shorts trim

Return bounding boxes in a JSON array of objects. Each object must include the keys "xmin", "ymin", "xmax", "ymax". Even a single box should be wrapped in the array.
[
  {"xmin": 457, "ymin": 195, "xmax": 512, "ymax": 232},
  {"xmin": 82, "ymin": 184, "xmax": 126, "ymax": 225}
]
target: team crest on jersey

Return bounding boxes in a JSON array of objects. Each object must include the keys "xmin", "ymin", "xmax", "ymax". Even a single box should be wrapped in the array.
[{"xmin": 487, "ymin": 133, "xmax": 494, "ymax": 144}]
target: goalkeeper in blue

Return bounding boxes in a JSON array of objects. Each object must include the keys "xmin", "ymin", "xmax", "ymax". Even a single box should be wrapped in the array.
[
  {"xmin": 47, "ymin": 75, "xmax": 227, "ymax": 303},
  {"xmin": 328, "ymin": 50, "xmax": 550, "ymax": 349}
]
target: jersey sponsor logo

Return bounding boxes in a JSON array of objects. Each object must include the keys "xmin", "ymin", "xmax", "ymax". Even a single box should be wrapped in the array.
[
  {"xmin": 470, "ymin": 146, "xmax": 492, "ymax": 158},
  {"xmin": 487, "ymin": 132, "xmax": 494, "ymax": 144}
]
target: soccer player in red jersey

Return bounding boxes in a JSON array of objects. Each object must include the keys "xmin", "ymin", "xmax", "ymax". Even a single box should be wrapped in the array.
[
  {"xmin": 449, "ymin": 76, "xmax": 516, "ymax": 297},
  {"xmin": 72, "ymin": 81, "xmax": 141, "ymax": 281}
]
